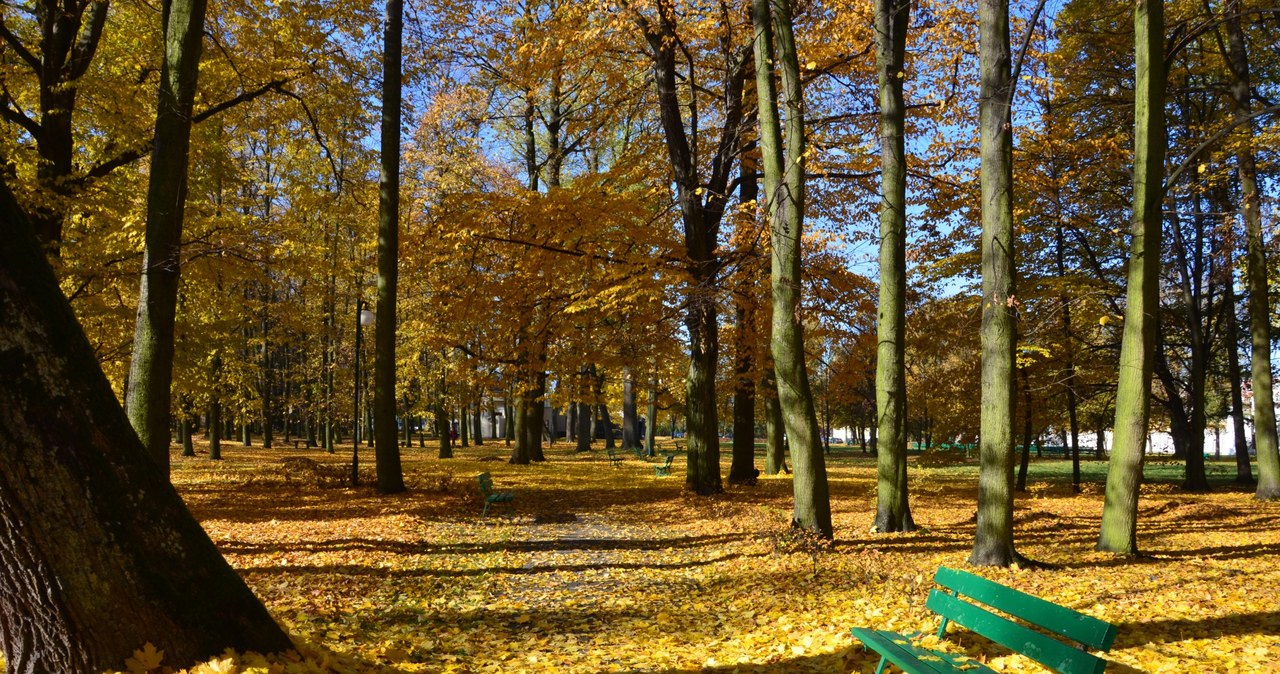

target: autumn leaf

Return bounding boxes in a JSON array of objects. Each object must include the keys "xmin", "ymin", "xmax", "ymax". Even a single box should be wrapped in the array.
[{"xmin": 125, "ymin": 643, "xmax": 165, "ymax": 674}]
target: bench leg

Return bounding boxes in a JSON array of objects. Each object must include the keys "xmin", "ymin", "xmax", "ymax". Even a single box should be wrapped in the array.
[
  {"xmin": 482, "ymin": 501, "xmax": 490, "ymax": 518},
  {"xmin": 874, "ymin": 655, "xmax": 888, "ymax": 674}
]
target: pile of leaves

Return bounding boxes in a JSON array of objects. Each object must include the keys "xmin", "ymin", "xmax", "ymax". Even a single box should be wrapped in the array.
[{"xmin": 56, "ymin": 445, "xmax": 1280, "ymax": 672}]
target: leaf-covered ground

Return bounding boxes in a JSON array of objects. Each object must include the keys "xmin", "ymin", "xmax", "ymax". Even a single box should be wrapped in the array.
[{"xmin": 103, "ymin": 444, "xmax": 1280, "ymax": 671}]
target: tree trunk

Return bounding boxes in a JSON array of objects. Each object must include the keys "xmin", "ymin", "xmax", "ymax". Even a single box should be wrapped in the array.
[
  {"xmin": 576, "ymin": 400, "xmax": 592, "ymax": 452},
  {"xmin": 753, "ymin": 0, "xmax": 830, "ymax": 536},
  {"xmin": 373, "ymin": 0, "xmax": 406, "ymax": 494},
  {"xmin": 1220, "ymin": 0, "xmax": 1280, "ymax": 499},
  {"xmin": 633, "ymin": 0, "xmax": 746, "ymax": 497},
  {"xmin": 871, "ymin": 0, "xmax": 914, "ymax": 534},
  {"xmin": 208, "ymin": 397, "xmax": 222, "ymax": 461},
  {"xmin": 180, "ymin": 397, "xmax": 195, "ymax": 457},
  {"xmin": 623, "ymin": 370, "xmax": 639, "ymax": 450},
  {"xmin": 763, "ymin": 365, "xmax": 787, "ymax": 474},
  {"xmin": 1224, "ymin": 277, "xmax": 1254, "ymax": 483},
  {"xmin": 1017, "ymin": 366, "xmax": 1032, "ymax": 492},
  {"xmin": 472, "ymin": 401, "xmax": 484, "ymax": 446},
  {"xmin": 1, "ymin": 182, "xmax": 293, "ymax": 671},
  {"xmin": 124, "ymin": 0, "xmax": 210, "ymax": 475},
  {"xmin": 730, "ymin": 300, "xmax": 759, "ymax": 485},
  {"xmin": 645, "ymin": 379, "xmax": 658, "ymax": 457},
  {"xmin": 1100, "ymin": 0, "xmax": 1165, "ymax": 554},
  {"xmin": 461, "ymin": 403, "xmax": 471, "ymax": 447},
  {"xmin": 971, "ymin": 0, "xmax": 1020, "ymax": 567},
  {"xmin": 435, "ymin": 399, "xmax": 452, "ymax": 459}
]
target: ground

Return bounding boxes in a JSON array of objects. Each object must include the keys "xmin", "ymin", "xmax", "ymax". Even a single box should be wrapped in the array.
[{"xmin": 62, "ymin": 442, "xmax": 1280, "ymax": 672}]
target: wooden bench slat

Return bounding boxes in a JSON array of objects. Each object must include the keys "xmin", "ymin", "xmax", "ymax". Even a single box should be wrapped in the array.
[
  {"xmin": 850, "ymin": 628, "xmax": 994, "ymax": 674},
  {"xmin": 935, "ymin": 567, "xmax": 1117, "ymax": 650},
  {"xmin": 927, "ymin": 591, "xmax": 1107, "ymax": 674}
]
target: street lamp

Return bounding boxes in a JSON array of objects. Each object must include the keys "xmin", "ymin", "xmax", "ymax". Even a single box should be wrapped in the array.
[{"xmin": 353, "ymin": 300, "xmax": 376, "ymax": 486}]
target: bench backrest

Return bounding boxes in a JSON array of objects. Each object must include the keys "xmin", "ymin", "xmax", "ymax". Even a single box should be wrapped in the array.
[
  {"xmin": 662, "ymin": 454, "xmax": 673, "ymax": 466},
  {"xmin": 929, "ymin": 567, "xmax": 1116, "ymax": 674},
  {"xmin": 476, "ymin": 472, "xmax": 494, "ymax": 496}
]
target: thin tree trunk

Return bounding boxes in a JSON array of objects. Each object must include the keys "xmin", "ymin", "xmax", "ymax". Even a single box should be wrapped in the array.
[
  {"xmin": 1100, "ymin": 0, "xmax": 1165, "ymax": 553},
  {"xmin": 623, "ymin": 369, "xmax": 639, "ymax": 450},
  {"xmin": 763, "ymin": 365, "xmax": 787, "ymax": 474},
  {"xmin": 1017, "ymin": 366, "xmax": 1032, "ymax": 492},
  {"xmin": 124, "ymin": 0, "xmax": 210, "ymax": 475},
  {"xmin": 1224, "ymin": 277, "xmax": 1254, "ymax": 483}
]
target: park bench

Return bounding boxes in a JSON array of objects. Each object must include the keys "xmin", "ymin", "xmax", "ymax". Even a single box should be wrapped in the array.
[
  {"xmin": 653, "ymin": 454, "xmax": 674, "ymax": 477},
  {"xmin": 606, "ymin": 448, "xmax": 624, "ymax": 467},
  {"xmin": 475, "ymin": 472, "xmax": 514, "ymax": 518},
  {"xmin": 851, "ymin": 566, "xmax": 1116, "ymax": 674}
]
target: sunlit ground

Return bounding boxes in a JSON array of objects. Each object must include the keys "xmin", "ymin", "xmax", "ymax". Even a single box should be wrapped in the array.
[{"xmin": 140, "ymin": 440, "xmax": 1280, "ymax": 672}]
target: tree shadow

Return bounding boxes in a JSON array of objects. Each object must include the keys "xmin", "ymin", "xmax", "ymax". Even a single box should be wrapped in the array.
[
  {"xmin": 1113, "ymin": 611, "xmax": 1280, "ymax": 647},
  {"xmin": 238, "ymin": 549, "xmax": 771, "ymax": 579},
  {"xmin": 219, "ymin": 532, "xmax": 752, "ymax": 556}
]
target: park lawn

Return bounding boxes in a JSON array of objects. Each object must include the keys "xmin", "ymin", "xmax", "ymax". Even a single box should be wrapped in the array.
[{"xmin": 145, "ymin": 442, "xmax": 1280, "ymax": 673}]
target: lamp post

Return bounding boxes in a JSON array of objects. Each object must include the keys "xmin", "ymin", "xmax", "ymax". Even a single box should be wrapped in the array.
[{"xmin": 353, "ymin": 300, "xmax": 376, "ymax": 486}]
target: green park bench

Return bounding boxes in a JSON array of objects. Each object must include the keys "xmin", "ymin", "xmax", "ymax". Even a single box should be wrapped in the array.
[
  {"xmin": 851, "ymin": 566, "xmax": 1116, "ymax": 674},
  {"xmin": 653, "ymin": 454, "xmax": 674, "ymax": 477},
  {"xmin": 475, "ymin": 472, "xmax": 514, "ymax": 518},
  {"xmin": 606, "ymin": 448, "xmax": 624, "ymax": 467}
]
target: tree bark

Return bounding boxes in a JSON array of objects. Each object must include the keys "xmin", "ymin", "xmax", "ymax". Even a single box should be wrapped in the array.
[
  {"xmin": 124, "ymin": 0, "xmax": 210, "ymax": 475},
  {"xmin": 373, "ymin": 0, "xmax": 406, "ymax": 494},
  {"xmin": 753, "ymin": 0, "xmax": 828, "ymax": 534},
  {"xmin": 872, "ymin": 0, "xmax": 914, "ymax": 534},
  {"xmin": 1, "ymin": 182, "xmax": 293, "ymax": 672},
  {"xmin": 632, "ymin": 0, "xmax": 747, "ymax": 496},
  {"xmin": 971, "ymin": 0, "xmax": 1021, "ymax": 567},
  {"xmin": 1100, "ymin": 0, "xmax": 1165, "ymax": 554},
  {"xmin": 763, "ymin": 365, "xmax": 788, "ymax": 474},
  {"xmin": 1219, "ymin": 0, "xmax": 1280, "ymax": 499},
  {"xmin": 623, "ymin": 370, "xmax": 640, "ymax": 450},
  {"xmin": 1224, "ymin": 275, "xmax": 1254, "ymax": 483}
]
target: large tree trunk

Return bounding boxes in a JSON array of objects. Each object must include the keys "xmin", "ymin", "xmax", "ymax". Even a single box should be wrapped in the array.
[
  {"xmin": 1100, "ymin": 0, "xmax": 1165, "ymax": 554},
  {"xmin": 872, "ymin": 0, "xmax": 914, "ymax": 534},
  {"xmin": 373, "ymin": 0, "xmax": 406, "ymax": 494},
  {"xmin": 753, "ymin": 0, "xmax": 829, "ymax": 535},
  {"xmin": 1, "ymin": 183, "xmax": 293, "ymax": 672},
  {"xmin": 971, "ymin": 0, "xmax": 1020, "ymax": 567},
  {"xmin": 124, "ymin": 0, "xmax": 210, "ymax": 475}
]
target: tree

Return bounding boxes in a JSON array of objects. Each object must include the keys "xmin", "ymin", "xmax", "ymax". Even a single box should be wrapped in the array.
[
  {"xmin": 752, "ymin": 0, "xmax": 831, "ymax": 536},
  {"xmin": 970, "ymin": 0, "xmax": 1021, "ymax": 567},
  {"xmin": 0, "ymin": 181, "xmax": 293, "ymax": 672},
  {"xmin": 374, "ymin": 0, "xmax": 406, "ymax": 494},
  {"xmin": 871, "ymin": 0, "xmax": 915, "ymax": 534},
  {"xmin": 1099, "ymin": 0, "xmax": 1166, "ymax": 554},
  {"xmin": 628, "ymin": 0, "xmax": 750, "ymax": 495},
  {"xmin": 1219, "ymin": 0, "xmax": 1280, "ymax": 499},
  {"xmin": 125, "ymin": 0, "xmax": 212, "ymax": 473}
]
